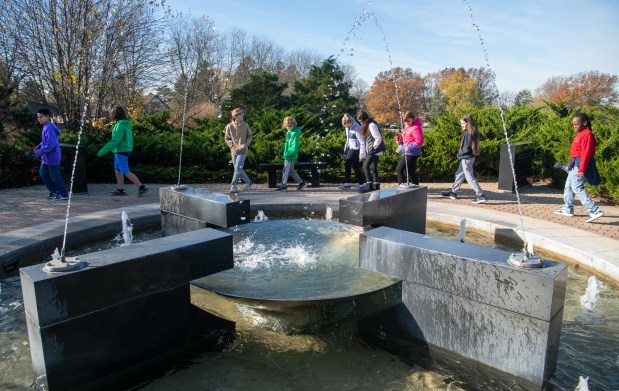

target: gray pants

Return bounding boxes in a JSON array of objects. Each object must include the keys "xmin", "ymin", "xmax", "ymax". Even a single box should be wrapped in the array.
[
  {"xmin": 282, "ymin": 161, "xmax": 303, "ymax": 185},
  {"xmin": 452, "ymin": 157, "xmax": 484, "ymax": 196}
]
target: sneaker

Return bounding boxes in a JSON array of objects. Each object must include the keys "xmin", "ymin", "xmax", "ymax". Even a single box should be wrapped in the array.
[
  {"xmin": 297, "ymin": 182, "xmax": 308, "ymax": 191},
  {"xmin": 110, "ymin": 189, "xmax": 127, "ymax": 196},
  {"xmin": 442, "ymin": 191, "xmax": 457, "ymax": 200},
  {"xmin": 354, "ymin": 184, "xmax": 366, "ymax": 191},
  {"xmin": 340, "ymin": 183, "xmax": 351, "ymax": 190},
  {"xmin": 585, "ymin": 208, "xmax": 604, "ymax": 223},
  {"xmin": 244, "ymin": 182, "xmax": 253, "ymax": 192},
  {"xmin": 275, "ymin": 185, "xmax": 288, "ymax": 192},
  {"xmin": 553, "ymin": 208, "xmax": 574, "ymax": 217},
  {"xmin": 138, "ymin": 185, "xmax": 149, "ymax": 196},
  {"xmin": 54, "ymin": 194, "xmax": 69, "ymax": 201},
  {"xmin": 229, "ymin": 187, "xmax": 239, "ymax": 193},
  {"xmin": 472, "ymin": 195, "xmax": 487, "ymax": 204},
  {"xmin": 47, "ymin": 192, "xmax": 57, "ymax": 199}
]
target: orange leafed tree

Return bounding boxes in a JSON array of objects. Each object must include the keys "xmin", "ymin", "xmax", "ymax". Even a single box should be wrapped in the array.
[
  {"xmin": 535, "ymin": 70, "xmax": 618, "ymax": 109},
  {"xmin": 365, "ymin": 67, "xmax": 425, "ymax": 125}
]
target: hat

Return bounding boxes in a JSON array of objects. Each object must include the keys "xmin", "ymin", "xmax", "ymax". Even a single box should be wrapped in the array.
[{"xmin": 231, "ymin": 108, "xmax": 245, "ymax": 117}]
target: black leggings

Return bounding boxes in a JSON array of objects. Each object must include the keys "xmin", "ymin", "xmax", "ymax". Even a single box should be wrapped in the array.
[
  {"xmin": 344, "ymin": 149, "xmax": 363, "ymax": 184},
  {"xmin": 363, "ymin": 154, "xmax": 380, "ymax": 184},
  {"xmin": 396, "ymin": 155, "xmax": 420, "ymax": 185}
]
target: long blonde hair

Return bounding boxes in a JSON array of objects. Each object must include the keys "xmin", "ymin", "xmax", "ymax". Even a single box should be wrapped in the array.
[{"xmin": 461, "ymin": 115, "xmax": 481, "ymax": 156}]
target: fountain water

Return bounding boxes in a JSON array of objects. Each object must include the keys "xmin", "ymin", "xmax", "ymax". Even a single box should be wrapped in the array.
[
  {"xmin": 580, "ymin": 276, "xmax": 602, "ymax": 311},
  {"xmin": 121, "ymin": 210, "xmax": 133, "ymax": 245}
]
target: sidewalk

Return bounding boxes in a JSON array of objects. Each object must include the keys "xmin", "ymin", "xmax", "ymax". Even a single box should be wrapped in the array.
[{"xmin": 1, "ymin": 181, "xmax": 617, "ymax": 238}]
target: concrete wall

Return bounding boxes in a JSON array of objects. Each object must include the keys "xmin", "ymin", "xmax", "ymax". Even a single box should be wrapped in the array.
[{"xmin": 359, "ymin": 226, "xmax": 567, "ymax": 389}]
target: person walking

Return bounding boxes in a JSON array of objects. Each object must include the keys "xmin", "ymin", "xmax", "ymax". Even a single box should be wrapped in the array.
[
  {"xmin": 442, "ymin": 115, "xmax": 487, "ymax": 203},
  {"xmin": 340, "ymin": 113, "xmax": 365, "ymax": 190},
  {"xmin": 97, "ymin": 105, "xmax": 148, "ymax": 196},
  {"xmin": 553, "ymin": 112, "xmax": 603, "ymax": 223},
  {"xmin": 225, "ymin": 107, "xmax": 253, "ymax": 193},
  {"xmin": 34, "ymin": 109, "xmax": 69, "ymax": 200},
  {"xmin": 357, "ymin": 111, "xmax": 385, "ymax": 191},
  {"xmin": 275, "ymin": 116, "xmax": 307, "ymax": 191},
  {"xmin": 395, "ymin": 111, "xmax": 424, "ymax": 186}
]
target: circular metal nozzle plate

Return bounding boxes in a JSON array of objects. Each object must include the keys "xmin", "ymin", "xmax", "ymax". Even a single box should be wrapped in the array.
[
  {"xmin": 508, "ymin": 253, "xmax": 544, "ymax": 268},
  {"xmin": 44, "ymin": 256, "xmax": 84, "ymax": 273}
]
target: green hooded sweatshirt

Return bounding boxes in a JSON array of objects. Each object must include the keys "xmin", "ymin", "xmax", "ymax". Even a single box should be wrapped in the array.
[
  {"xmin": 282, "ymin": 127, "xmax": 302, "ymax": 162},
  {"xmin": 97, "ymin": 119, "xmax": 134, "ymax": 157}
]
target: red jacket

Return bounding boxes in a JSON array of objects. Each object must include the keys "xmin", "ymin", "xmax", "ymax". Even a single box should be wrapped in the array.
[{"xmin": 570, "ymin": 128, "xmax": 596, "ymax": 174}]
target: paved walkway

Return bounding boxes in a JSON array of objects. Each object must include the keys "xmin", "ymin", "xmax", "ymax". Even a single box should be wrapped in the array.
[
  {"xmin": 2, "ymin": 181, "xmax": 618, "ymax": 282},
  {"xmin": 1, "ymin": 181, "xmax": 617, "ymax": 238}
]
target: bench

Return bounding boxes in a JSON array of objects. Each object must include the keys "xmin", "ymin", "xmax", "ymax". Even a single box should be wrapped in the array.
[{"xmin": 259, "ymin": 162, "xmax": 327, "ymax": 188}]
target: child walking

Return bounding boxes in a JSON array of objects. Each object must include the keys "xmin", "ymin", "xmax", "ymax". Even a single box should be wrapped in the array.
[
  {"xmin": 340, "ymin": 113, "xmax": 365, "ymax": 190},
  {"xmin": 225, "ymin": 107, "xmax": 253, "ymax": 193},
  {"xmin": 442, "ymin": 115, "xmax": 487, "ymax": 203},
  {"xmin": 276, "ymin": 116, "xmax": 307, "ymax": 191},
  {"xmin": 34, "ymin": 109, "xmax": 69, "ymax": 200},
  {"xmin": 97, "ymin": 105, "xmax": 148, "ymax": 196},
  {"xmin": 357, "ymin": 111, "xmax": 385, "ymax": 191}
]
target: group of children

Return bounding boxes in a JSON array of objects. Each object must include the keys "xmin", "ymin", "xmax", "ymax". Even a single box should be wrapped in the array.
[{"xmin": 33, "ymin": 106, "xmax": 604, "ymax": 223}]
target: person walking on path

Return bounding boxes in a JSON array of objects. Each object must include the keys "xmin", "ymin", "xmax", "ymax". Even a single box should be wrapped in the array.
[
  {"xmin": 225, "ymin": 107, "xmax": 253, "ymax": 193},
  {"xmin": 275, "ymin": 116, "xmax": 307, "ymax": 191},
  {"xmin": 442, "ymin": 115, "xmax": 487, "ymax": 203},
  {"xmin": 97, "ymin": 105, "xmax": 148, "ymax": 196},
  {"xmin": 395, "ymin": 110, "xmax": 424, "ymax": 186},
  {"xmin": 34, "ymin": 108, "xmax": 69, "ymax": 200},
  {"xmin": 340, "ymin": 113, "xmax": 366, "ymax": 191},
  {"xmin": 554, "ymin": 112, "xmax": 604, "ymax": 223},
  {"xmin": 358, "ymin": 111, "xmax": 385, "ymax": 191}
]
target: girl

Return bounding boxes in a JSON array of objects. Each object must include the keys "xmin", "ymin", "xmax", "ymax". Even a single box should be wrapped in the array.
[
  {"xmin": 276, "ymin": 116, "xmax": 307, "ymax": 191},
  {"xmin": 340, "ymin": 113, "xmax": 365, "ymax": 190},
  {"xmin": 357, "ymin": 111, "xmax": 385, "ymax": 191},
  {"xmin": 395, "ymin": 111, "xmax": 424, "ymax": 186},
  {"xmin": 442, "ymin": 115, "xmax": 486, "ymax": 203}
]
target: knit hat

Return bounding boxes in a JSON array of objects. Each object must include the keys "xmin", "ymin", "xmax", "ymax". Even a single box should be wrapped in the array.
[{"xmin": 231, "ymin": 108, "xmax": 245, "ymax": 118}]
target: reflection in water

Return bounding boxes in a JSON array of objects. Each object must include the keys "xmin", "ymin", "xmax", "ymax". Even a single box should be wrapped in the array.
[{"xmin": 1, "ymin": 223, "xmax": 618, "ymax": 390}]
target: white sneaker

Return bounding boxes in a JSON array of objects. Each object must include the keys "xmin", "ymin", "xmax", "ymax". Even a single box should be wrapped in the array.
[
  {"xmin": 229, "ymin": 187, "xmax": 239, "ymax": 193},
  {"xmin": 585, "ymin": 209, "xmax": 604, "ymax": 223},
  {"xmin": 244, "ymin": 182, "xmax": 253, "ymax": 192},
  {"xmin": 340, "ymin": 183, "xmax": 351, "ymax": 189},
  {"xmin": 553, "ymin": 208, "xmax": 574, "ymax": 217}
]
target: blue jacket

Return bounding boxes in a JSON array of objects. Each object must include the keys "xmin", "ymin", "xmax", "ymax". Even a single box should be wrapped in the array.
[{"xmin": 35, "ymin": 123, "xmax": 62, "ymax": 165}]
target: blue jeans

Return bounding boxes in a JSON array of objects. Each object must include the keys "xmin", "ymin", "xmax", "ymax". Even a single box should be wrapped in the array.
[
  {"xmin": 231, "ymin": 153, "xmax": 251, "ymax": 188},
  {"xmin": 281, "ymin": 161, "xmax": 302, "ymax": 185},
  {"xmin": 562, "ymin": 166, "xmax": 597, "ymax": 213},
  {"xmin": 40, "ymin": 164, "xmax": 68, "ymax": 197}
]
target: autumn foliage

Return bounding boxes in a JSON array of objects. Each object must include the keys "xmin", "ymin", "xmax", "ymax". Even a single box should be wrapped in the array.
[{"xmin": 535, "ymin": 71, "xmax": 618, "ymax": 109}]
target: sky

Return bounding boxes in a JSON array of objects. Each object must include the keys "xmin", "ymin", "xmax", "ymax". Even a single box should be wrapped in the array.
[{"xmin": 166, "ymin": 0, "xmax": 619, "ymax": 93}]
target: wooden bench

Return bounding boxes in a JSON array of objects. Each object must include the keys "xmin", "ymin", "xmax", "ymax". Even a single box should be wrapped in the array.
[{"xmin": 259, "ymin": 162, "xmax": 327, "ymax": 188}]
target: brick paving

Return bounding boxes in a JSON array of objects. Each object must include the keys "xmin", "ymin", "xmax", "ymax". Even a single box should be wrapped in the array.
[{"xmin": 1, "ymin": 181, "xmax": 617, "ymax": 240}]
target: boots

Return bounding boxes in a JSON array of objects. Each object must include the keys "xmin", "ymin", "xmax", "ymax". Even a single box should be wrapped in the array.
[
  {"xmin": 373, "ymin": 182, "xmax": 380, "ymax": 190},
  {"xmin": 365, "ymin": 182, "xmax": 373, "ymax": 192}
]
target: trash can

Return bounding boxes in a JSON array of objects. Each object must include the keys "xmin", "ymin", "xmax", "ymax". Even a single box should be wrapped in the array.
[
  {"xmin": 497, "ymin": 142, "xmax": 533, "ymax": 193},
  {"xmin": 60, "ymin": 143, "xmax": 88, "ymax": 193}
]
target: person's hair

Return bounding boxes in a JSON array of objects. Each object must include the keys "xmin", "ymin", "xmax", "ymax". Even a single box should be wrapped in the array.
[
  {"xmin": 461, "ymin": 115, "xmax": 481, "ymax": 156},
  {"xmin": 231, "ymin": 107, "xmax": 245, "ymax": 120},
  {"xmin": 341, "ymin": 113, "xmax": 354, "ymax": 127},
  {"xmin": 572, "ymin": 112, "xmax": 591, "ymax": 130},
  {"xmin": 357, "ymin": 111, "xmax": 373, "ymax": 137},
  {"xmin": 283, "ymin": 116, "xmax": 297, "ymax": 128},
  {"xmin": 402, "ymin": 111, "xmax": 416, "ymax": 121},
  {"xmin": 110, "ymin": 105, "xmax": 127, "ymax": 121},
  {"xmin": 37, "ymin": 108, "xmax": 51, "ymax": 117}
]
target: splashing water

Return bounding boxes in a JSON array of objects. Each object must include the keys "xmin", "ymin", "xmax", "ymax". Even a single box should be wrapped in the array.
[
  {"xmin": 580, "ymin": 276, "xmax": 602, "ymax": 311},
  {"xmin": 233, "ymin": 239, "xmax": 317, "ymax": 271},
  {"xmin": 325, "ymin": 207, "xmax": 333, "ymax": 221},
  {"xmin": 575, "ymin": 376, "xmax": 590, "ymax": 391},
  {"xmin": 121, "ymin": 210, "xmax": 133, "ymax": 246},
  {"xmin": 52, "ymin": 248, "xmax": 61, "ymax": 260},
  {"xmin": 255, "ymin": 210, "xmax": 268, "ymax": 222}
]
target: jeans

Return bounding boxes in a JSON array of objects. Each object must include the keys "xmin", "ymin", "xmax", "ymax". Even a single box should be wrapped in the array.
[
  {"xmin": 344, "ymin": 149, "xmax": 363, "ymax": 184},
  {"xmin": 231, "ymin": 153, "xmax": 251, "ymax": 188},
  {"xmin": 363, "ymin": 154, "xmax": 380, "ymax": 184},
  {"xmin": 396, "ymin": 155, "xmax": 420, "ymax": 185},
  {"xmin": 281, "ymin": 161, "xmax": 302, "ymax": 185},
  {"xmin": 562, "ymin": 165, "xmax": 597, "ymax": 213},
  {"xmin": 40, "ymin": 164, "xmax": 68, "ymax": 197},
  {"xmin": 452, "ymin": 158, "xmax": 483, "ymax": 196}
]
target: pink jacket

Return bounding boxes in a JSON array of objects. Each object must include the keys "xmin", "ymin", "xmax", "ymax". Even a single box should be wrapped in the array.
[{"xmin": 402, "ymin": 118, "xmax": 424, "ymax": 156}]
